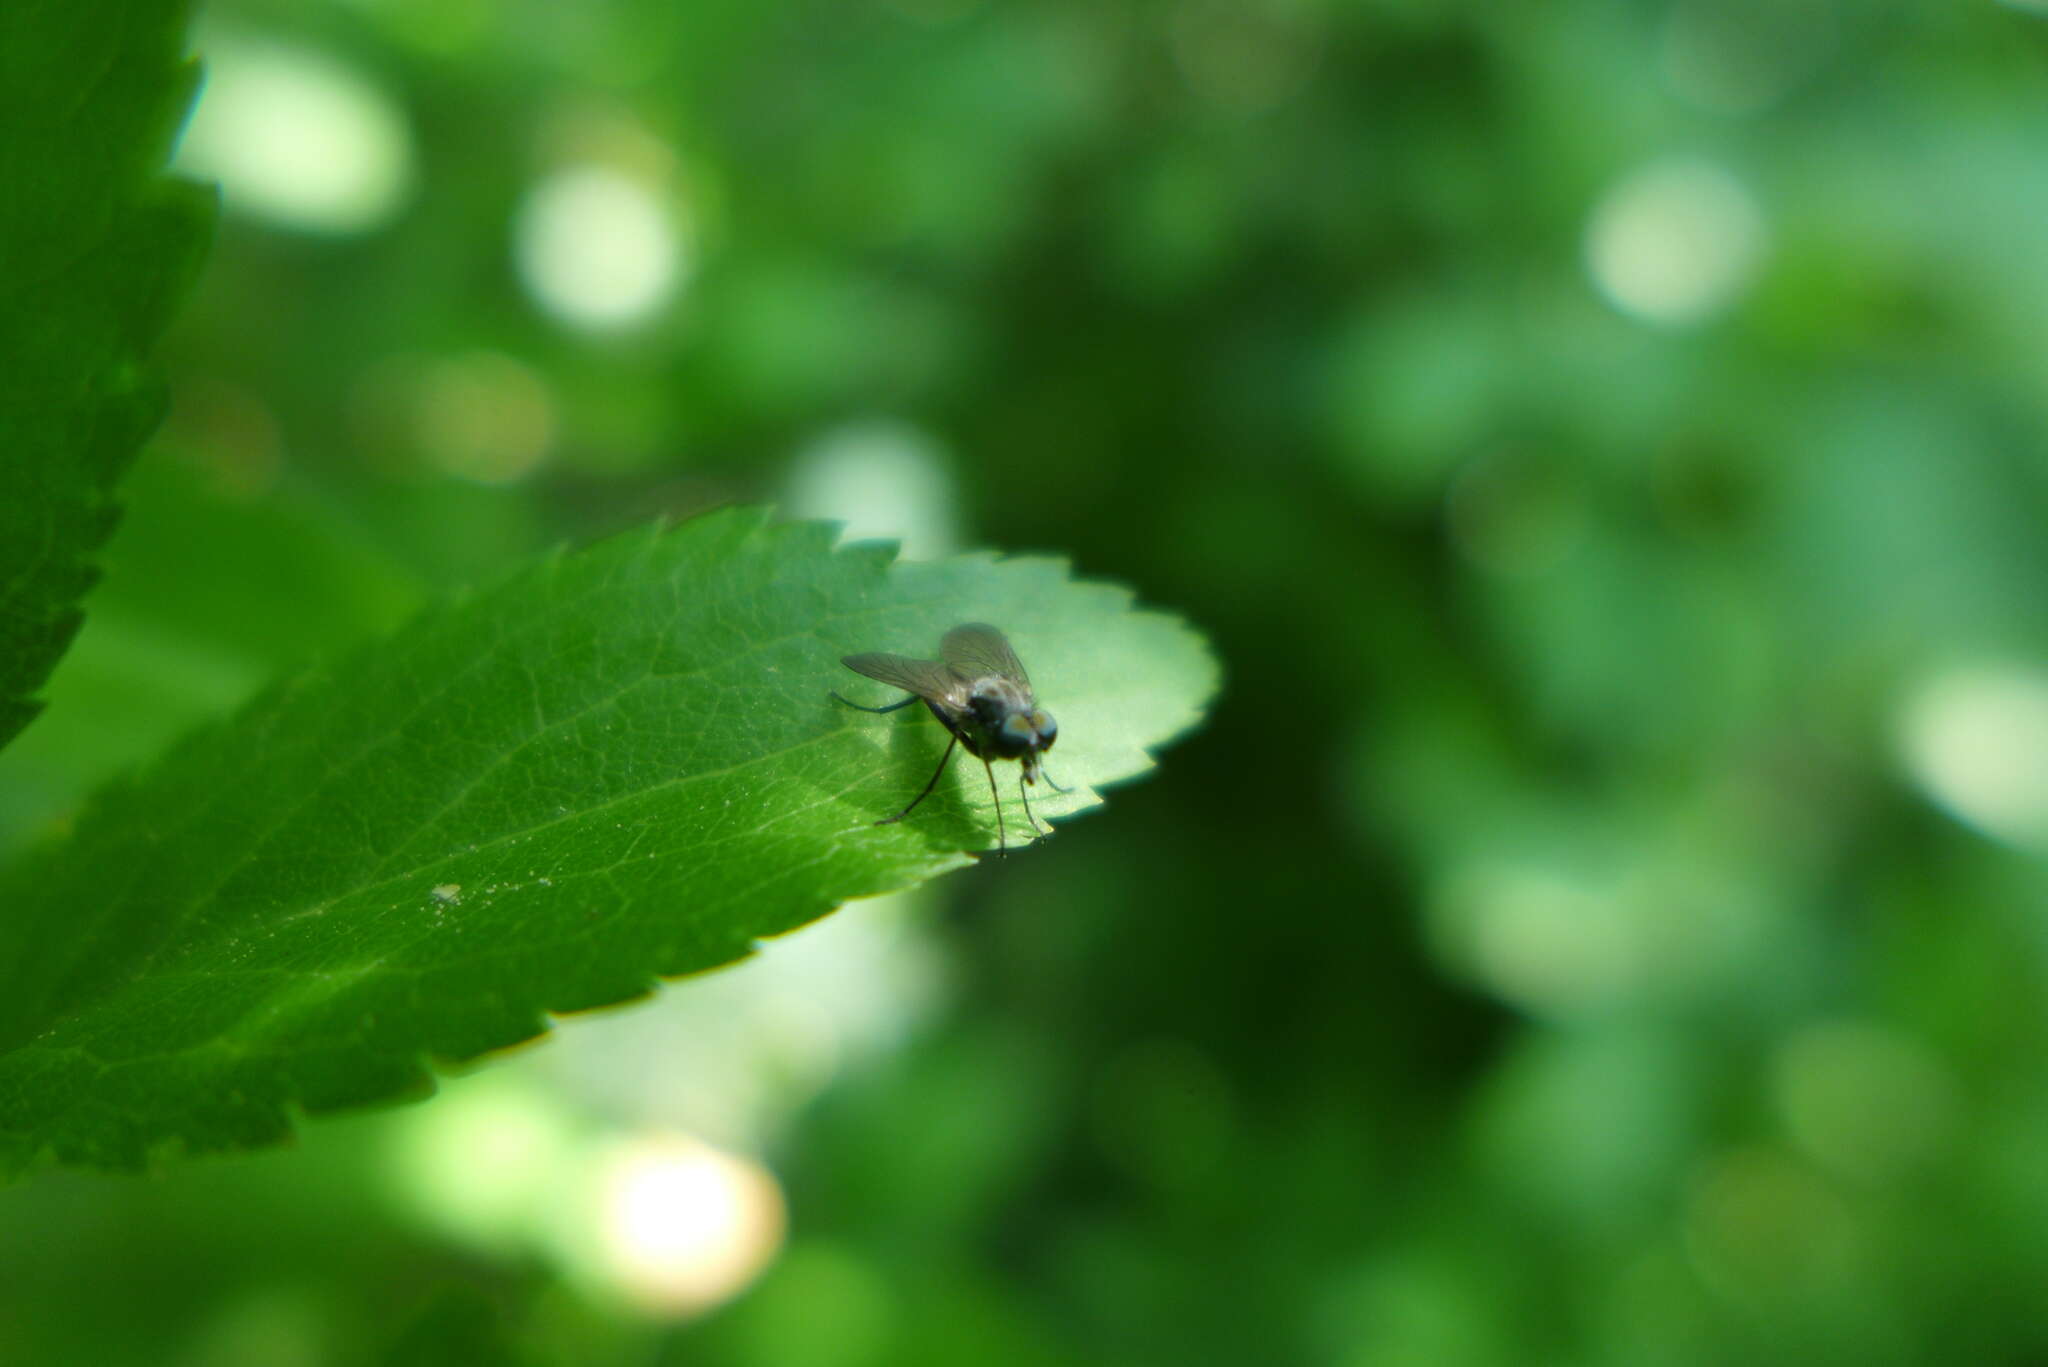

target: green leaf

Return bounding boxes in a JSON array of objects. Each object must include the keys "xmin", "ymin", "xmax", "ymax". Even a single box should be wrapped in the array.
[
  {"xmin": 0, "ymin": 456, "xmax": 427, "ymax": 860},
  {"xmin": 0, "ymin": 508, "xmax": 1217, "ymax": 1175},
  {"xmin": 0, "ymin": 0, "xmax": 214, "ymax": 751}
]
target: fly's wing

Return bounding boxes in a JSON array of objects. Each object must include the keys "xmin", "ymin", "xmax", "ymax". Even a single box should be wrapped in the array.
[
  {"xmin": 940, "ymin": 623, "xmax": 1029, "ymax": 688},
  {"xmin": 841, "ymin": 652, "xmax": 960, "ymax": 705}
]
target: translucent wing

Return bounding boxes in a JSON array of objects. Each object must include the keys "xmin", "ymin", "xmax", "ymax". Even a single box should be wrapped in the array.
[
  {"xmin": 841, "ymin": 651, "xmax": 960, "ymax": 703},
  {"xmin": 941, "ymin": 623, "xmax": 1029, "ymax": 687}
]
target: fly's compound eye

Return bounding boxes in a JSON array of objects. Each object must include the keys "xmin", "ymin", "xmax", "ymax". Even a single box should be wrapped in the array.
[
  {"xmin": 990, "ymin": 712, "xmax": 1034, "ymax": 758},
  {"xmin": 1032, "ymin": 709, "xmax": 1057, "ymax": 747}
]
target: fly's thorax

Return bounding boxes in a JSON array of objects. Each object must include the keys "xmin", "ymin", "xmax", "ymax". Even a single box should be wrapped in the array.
[{"xmin": 965, "ymin": 677, "xmax": 1032, "ymax": 729}]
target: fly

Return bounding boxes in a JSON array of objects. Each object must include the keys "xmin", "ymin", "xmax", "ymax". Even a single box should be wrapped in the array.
[{"xmin": 831, "ymin": 623, "xmax": 1068, "ymax": 856}]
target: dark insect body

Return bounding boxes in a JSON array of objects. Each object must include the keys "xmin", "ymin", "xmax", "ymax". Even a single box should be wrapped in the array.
[{"xmin": 832, "ymin": 623, "xmax": 1068, "ymax": 856}]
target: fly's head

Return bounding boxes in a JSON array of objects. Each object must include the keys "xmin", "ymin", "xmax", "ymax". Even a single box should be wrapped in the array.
[{"xmin": 991, "ymin": 706, "xmax": 1058, "ymax": 783}]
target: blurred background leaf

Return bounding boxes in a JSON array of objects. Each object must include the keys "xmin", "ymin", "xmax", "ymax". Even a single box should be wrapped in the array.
[
  {"xmin": 382, "ymin": 1285, "xmax": 535, "ymax": 1367},
  {"xmin": 4, "ymin": 0, "xmax": 2048, "ymax": 1364},
  {"xmin": 0, "ymin": 0, "xmax": 213, "ymax": 750}
]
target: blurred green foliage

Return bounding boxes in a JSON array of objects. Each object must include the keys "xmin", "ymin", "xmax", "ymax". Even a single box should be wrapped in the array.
[{"xmin": 5, "ymin": 0, "xmax": 2048, "ymax": 1364}]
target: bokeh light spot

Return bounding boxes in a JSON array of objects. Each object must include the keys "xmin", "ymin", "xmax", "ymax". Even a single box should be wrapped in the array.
[
  {"xmin": 1472, "ymin": 1029, "xmax": 1699, "ymax": 1229},
  {"xmin": 1898, "ymin": 664, "xmax": 2048, "ymax": 852},
  {"xmin": 515, "ymin": 165, "xmax": 688, "ymax": 330},
  {"xmin": 565, "ymin": 1135, "xmax": 786, "ymax": 1319},
  {"xmin": 412, "ymin": 352, "xmax": 557, "ymax": 484},
  {"xmin": 1772, "ymin": 1020, "xmax": 1956, "ymax": 1181},
  {"xmin": 1585, "ymin": 159, "xmax": 1767, "ymax": 327},
  {"xmin": 1432, "ymin": 860, "xmax": 1648, "ymax": 1019},
  {"xmin": 783, "ymin": 420, "xmax": 959, "ymax": 560},
  {"xmin": 178, "ymin": 35, "xmax": 413, "ymax": 234}
]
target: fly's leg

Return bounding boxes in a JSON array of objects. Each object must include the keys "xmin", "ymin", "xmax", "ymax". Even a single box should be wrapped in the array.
[
  {"xmin": 1017, "ymin": 771, "xmax": 1054, "ymax": 839},
  {"xmin": 876, "ymin": 734, "xmax": 958, "ymax": 826},
  {"xmin": 981, "ymin": 755, "xmax": 1006, "ymax": 857},
  {"xmin": 831, "ymin": 691, "xmax": 919, "ymax": 714}
]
